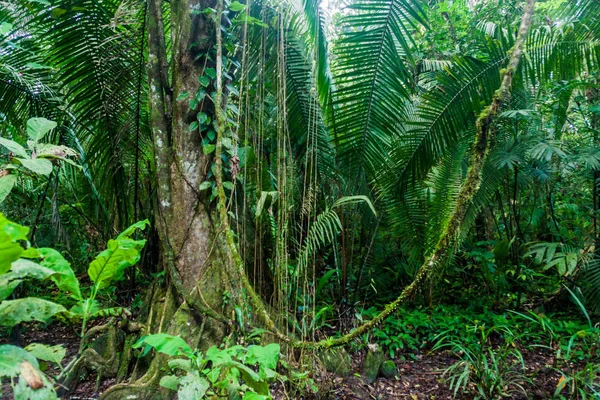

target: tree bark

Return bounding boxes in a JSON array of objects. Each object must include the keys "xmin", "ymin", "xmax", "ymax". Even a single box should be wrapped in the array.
[{"xmin": 99, "ymin": 1, "xmax": 243, "ymax": 397}]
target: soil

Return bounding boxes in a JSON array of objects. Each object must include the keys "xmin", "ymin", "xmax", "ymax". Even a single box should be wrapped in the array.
[
  {"xmin": 0, "ymin": 322, "xmax": 584, "ymax": 399},
  {"xmin": 0, "ymin": 321, "xmax": 114, "ymax": 399},
  {"xmin": 319, "ymin": 348, "xmax": 563, "ymax": 400}
]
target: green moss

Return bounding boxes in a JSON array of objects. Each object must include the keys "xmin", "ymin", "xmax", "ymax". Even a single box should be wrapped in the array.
[{"xmin": 380, "ymin": 360, "xmax": 397, "ymax": 379}]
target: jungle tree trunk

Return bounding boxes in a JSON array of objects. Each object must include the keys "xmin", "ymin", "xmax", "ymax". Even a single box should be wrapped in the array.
[{"xmin": 100, "ymin": 1, "xmax": 242, "ymax": 397}]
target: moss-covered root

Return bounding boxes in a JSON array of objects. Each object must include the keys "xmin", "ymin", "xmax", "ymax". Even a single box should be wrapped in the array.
[
  {"xmin": 58, "ymin": 322, "xmax": 122, "ymax": 396},
  {"xmin": 292, "ymin": 0, "xmax": 537, "ymax": 351},
  {"xmin": 99, "ymin": 360, "xmax": 164, "ymax": 400},
  {"xmin": 100, "ymin": 290, "xmax": 225, "ymax": 400}
]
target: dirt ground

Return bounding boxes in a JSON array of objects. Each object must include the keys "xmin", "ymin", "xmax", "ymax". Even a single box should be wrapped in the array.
[{"xmin": 0, "ymin": 321, "xmax": 581, "ymax": 399}]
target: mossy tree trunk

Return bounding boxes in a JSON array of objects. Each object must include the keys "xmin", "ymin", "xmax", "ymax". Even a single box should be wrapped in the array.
[{"xmin": 100, "ymin": 1, "xmax": 244, "ymax": 398}]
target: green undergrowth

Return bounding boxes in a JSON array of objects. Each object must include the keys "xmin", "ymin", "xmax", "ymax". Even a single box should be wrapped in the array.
[{"xmin": 354, "ymin": 305, "xmax": 598, "ymax": 361}]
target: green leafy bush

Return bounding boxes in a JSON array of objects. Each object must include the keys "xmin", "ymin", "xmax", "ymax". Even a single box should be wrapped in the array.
[
  {"xmin": 0, "ymin": 212, "xmax": 148, "ymax": 398},
  {"xmin": 0, "ymin": 117, "xmax": 78, "ymax": 203},
  {"xmin": 134, "ymin": 333, "xmax": 281, "ymax": 399}
]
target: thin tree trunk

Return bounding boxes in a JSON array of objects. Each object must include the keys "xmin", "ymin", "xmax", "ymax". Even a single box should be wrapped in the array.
[{"xmin": 587, "ymin": 86, "xmax": 600, "ymax": 253}]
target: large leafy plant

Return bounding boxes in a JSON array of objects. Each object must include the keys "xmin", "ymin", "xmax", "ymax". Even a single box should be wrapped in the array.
[
  {"xmin": 0, "ymin": 117, "xmax": 78, "ymax": 203},
  {"xmin": 134, "ymin": 333, "xmax": 281, "ymax": 399},
  {"xmin": 0, "ymin": 212, "xmax": 148, "ymax": 398}
]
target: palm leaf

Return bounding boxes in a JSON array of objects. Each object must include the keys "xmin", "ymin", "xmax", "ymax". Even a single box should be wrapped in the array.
[{"xmin": 331, "ymin": 0, "xmax": 426, "ymax": 184}]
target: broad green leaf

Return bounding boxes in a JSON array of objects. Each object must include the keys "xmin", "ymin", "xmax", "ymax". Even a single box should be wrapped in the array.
[
  {"xmin": 229, "ymin": 1, "xmax": 246, "ymax": 11},
  {"xmin": 204, "ymin": 67, "xmax": 216, "ymax": 79},
  {"xmin": 39, "ymin": 248, "xmax": 82, "ymax": 300},
  {"xmin": 227, "ymin": 103, "xmax": 240, "ymax": 115},
  {"xmin": 0, "ymin": 345, "xmax": 39, "ymax": 378},
  {"xmin": 0, "ymin": 212, "xmax": 29, "ymax": 241},
  {"xmin": 87, "ymin": 239, "xmax": 142, "ymax": 288},
  {"xmin": 168, "ymin": 358, "xmax": 194, "ymax": 372},
  {"xmin": 236, "ymin": 13, "xmax": 267, "ymax": 27},
  {"xmin": 202, "ymin": 144, "xmax": 215, "ymax": 155},
  {"xmin": 18, "ymin": 158, "xmax": 53, "ymax": 176},
  {"xmin": 197, "ymin": 112, "xmax": 208, "ymax": 125},
  {"xmin": 26, "ymin": 118, "xmax": 57, "ymax": 142},
  {"xmin": 178, "ymin": 372, "xmax": 209, "ymax": 399},
  {"xmin": 0, "ymin": 213, "xmax": 27, "ymax": 275},
  {"xmin": 133, "ymin": 333, "xmax": 193, "ymax": 357},
  {"xmin": 117, "ymin": 219, "xmax": 149, "ymax": 239},
  {"xmin": 25, "ymin": 343, "xmax": 66, "ymax": 365},
  {"xmin": 10, "ymin": 259, "xmax": 56, "ymax": 280},
  {"xmin": 189, "ymin": 121, "xmax": 199, "ymax": 132},
  {"xmin": 0, "ymin": 174, "xmax": 17, "ymax": 203},
  {"xmin": 0, "ymin": 298, "xmax": 66, "ymax": 327},
  {"xmin": 21, "ymin": 247, "xmax": 41, "ymax": 258},
  {"xmin": 0, "ymin": 275, "xmax": 21, "ymax": 300},
  {"xmin": 196, "ymin": 89, "xmax": 206, "ymax": 101},
  {"xmin": 231, "ymin": 361, "xmax": 267, "ymax": 393},
  {"xmin": 13, "ymin": 371, "xmax": 57, "ymax": 400},
  {"xmin": 88, "ymin": 220, "xmax": 148, "ymax": 289},
  {"xmin": 245, "ymin": 343, "xmax": 280, "ymax": 369},
  {"xmin": 198, "ymin": 75, "xmax": 210, "ymax": 87},
  {"xmin": 199, "ymin": 181, "xmax": 211, "ymax": 191},
  {"xmin": 159, "ymin": 375, "xmax": 180, "ymax": 391},
  {"xmin": 226, "ymin": 83, "xmax": 239, "ymax": 96},
  {"xmin": 0, "ymin": 137, "xmax": 28, "ymax": 158}
]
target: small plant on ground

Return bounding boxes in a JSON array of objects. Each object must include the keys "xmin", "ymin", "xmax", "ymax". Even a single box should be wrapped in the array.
[
  {"xmin": 554, "ymin": 363, "xmax": 600, "ymax": 399},
  {"xmin": 134, "ymin": 333, "xmax": 281, "ymax": 399},
  {"xmin": 435, "ymin": 322, "xmax": 530, "ymax": 399},
  {"xmin": 0, "ymin": 212, "xmax": 148, "ymax": 398},
  {"xmin": 438, "ymin": 342, "xmax": 530, "ymax": 399}
]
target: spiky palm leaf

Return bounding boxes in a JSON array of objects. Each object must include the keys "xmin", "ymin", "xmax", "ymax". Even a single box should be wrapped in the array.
[
  {"xmin": 380, "ymin": 38, "xmax": 506, "ymax": 194},
  {"xmin": 331, "ymin": 0, "xmax": 426, "ymax": 185},
  {"xmin": 2, "ymin": 0, "xmax": 151, "ymax": 233}
]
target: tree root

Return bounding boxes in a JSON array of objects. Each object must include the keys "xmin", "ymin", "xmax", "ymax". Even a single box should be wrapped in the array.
[{"xmin": 57, "ymin": 318, "xmax": 144, "ymax": 396}]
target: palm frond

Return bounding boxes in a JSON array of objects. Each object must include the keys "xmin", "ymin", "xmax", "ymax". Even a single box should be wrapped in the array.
[
  {"xmin": 380, "ymin": 39, "xmax": 506, "ymax": 193},
  {"xmin": 13, "ymin": 0, "xmax": 152, "ymax": 230},
  {"xmin": 331, "ymin": 0, "xmax": 426, "ymax": 185}
]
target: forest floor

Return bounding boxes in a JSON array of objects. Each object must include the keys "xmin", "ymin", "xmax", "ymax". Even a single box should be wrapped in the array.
[
  {"xmin": 318, "ymin": 348, "xmax": 563, "ymax": 399},
  {"xmin": 2, "ymin": 320, "xmax": 574, "ymax": 400}
]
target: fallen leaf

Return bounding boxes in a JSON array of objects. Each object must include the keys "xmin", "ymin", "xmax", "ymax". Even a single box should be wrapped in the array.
[{"xmin": 20, "ymin": 360, "xmax": 43, "ymax": 390}]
